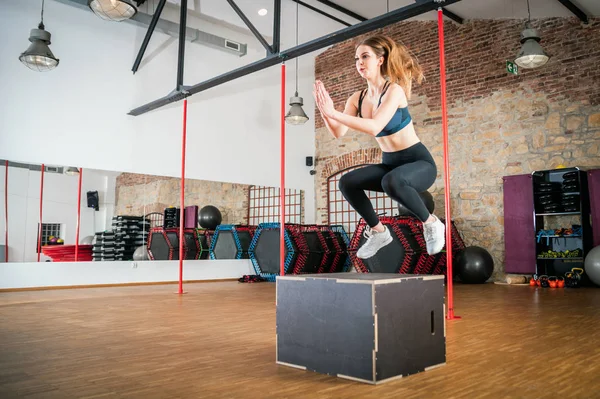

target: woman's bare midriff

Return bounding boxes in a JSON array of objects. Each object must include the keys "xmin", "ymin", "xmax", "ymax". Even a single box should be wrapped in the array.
[{"xmin": 375, "ymin": 123, "xmax": 421, "ymax": 153}]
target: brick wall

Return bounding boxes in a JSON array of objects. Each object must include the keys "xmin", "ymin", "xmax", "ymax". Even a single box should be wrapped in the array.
[
  {"xmin": 115, "ymin": 173, "xmax": 251, "ymax": 225},
  {"xmin": 315, "ymin": 18, "xmax": 600, "ymax": 279}
]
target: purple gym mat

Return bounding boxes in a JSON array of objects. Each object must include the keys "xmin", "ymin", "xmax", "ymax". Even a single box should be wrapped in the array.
[
  {"xmin": 589, "ymin": 169, "xmax": 600, "ymax": 248},
  {"xmin": 503, "ymin": 174, "xmax": 536, "ymax": 274},
  {"xmin": 184, "ymin": 206, "xmax": 198, "ymax": 229}
]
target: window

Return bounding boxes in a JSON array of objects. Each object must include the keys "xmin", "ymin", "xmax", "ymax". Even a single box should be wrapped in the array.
[
  {"xmin": 248, "ymin": 186, "xmax": 303, "ymax": 225},
  {"xmin": 327, "ymin": 165, "xmax": 398, "ymax": 235},
  {"xmin": 36, "ymin": 223, "xmax": 62, "ymax": 252}
]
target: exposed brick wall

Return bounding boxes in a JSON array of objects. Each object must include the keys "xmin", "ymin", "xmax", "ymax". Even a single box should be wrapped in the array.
[
  {"xmin": 316, "ymin": 18, "xmax": 600, "ymax": 129},
  {"xmin": 315, "ymin": 18, "xmax": 600, "ymax": 280}
]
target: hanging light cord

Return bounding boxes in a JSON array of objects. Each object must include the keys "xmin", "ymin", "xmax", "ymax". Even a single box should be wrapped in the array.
[
  {"xmin": 295, "ymin": 0, "xmax": 299, "ymax": 94},
  {"xmin": 527, "ymin": 0, "xmax": 531, "ymax": 21},
  {"xmin": 39, "ymin": 0, "xmax": 45, "ymax": 29}
]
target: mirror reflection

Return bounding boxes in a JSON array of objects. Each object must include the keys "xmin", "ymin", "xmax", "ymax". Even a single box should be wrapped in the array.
[{"xmin": 0, "ymin": 159, "xmax": 304, "ymax": 263}]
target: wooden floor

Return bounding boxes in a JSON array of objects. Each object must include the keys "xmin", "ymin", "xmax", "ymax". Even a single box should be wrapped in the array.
[{"xmin": 1, "ymin": 280, "xmax": 599, "ymax": 399}]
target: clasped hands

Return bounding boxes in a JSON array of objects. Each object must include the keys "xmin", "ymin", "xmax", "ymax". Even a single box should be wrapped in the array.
[{"xmin": 313, "ymin": 80, "xmax": 336, "ymax": 119}]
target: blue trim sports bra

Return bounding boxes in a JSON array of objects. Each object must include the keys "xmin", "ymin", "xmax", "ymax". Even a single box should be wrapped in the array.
[{"xmin": 357, "ymin": 81, "xmax": 412, "ymax": 137}]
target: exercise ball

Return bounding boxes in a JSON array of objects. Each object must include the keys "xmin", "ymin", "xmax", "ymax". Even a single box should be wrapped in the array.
[
  {"xmin": 584, "ymin": 245, "xmax": 600, "ymax": 287},
  {"xmin": 398, "ymin": 191, "xmax": 435, "ymax": 216},
  {"xmin": 133, "ymin": 245, "xmax": 150, "ymax": 261},
  {"xmin": 80, "ymin": 235, "xmax": 94, "ymax": 245},
  {"xmin": 199, "ymin": 205, "xmax": 222, "ymax": 230},
  {"xmin": 456, "ymin": 246, "xmax": 494, "ymax": 284}
]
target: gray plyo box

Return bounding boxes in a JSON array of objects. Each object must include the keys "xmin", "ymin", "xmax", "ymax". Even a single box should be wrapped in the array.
[{"xmin": 276, "ymin": 273, "xmax": 446, "ymax": 384}]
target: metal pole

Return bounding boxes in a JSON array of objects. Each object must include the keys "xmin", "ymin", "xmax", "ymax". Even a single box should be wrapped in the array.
[
  {"xmin": 177, "ymin": 0, "xmax": 188, "ymax": 89},
  {"xmin": 132, "ymin": 0, "xmax": 168, "ymax": 73},
  {"xmin": 4, "ymin": 160, "xmax": 8, "ymax": 262},
  {"xmin": 37, "ymin": 164, "xmax": 45, "ymax": 262},
  {"xmin": 280, "ymin": 62, "xmax": 286, "ymax": 277},
  {"xmin": 178, "ymin": 98, "xmax": 188, "ymax": 294},
  {"xmin": 75, "ymin": 168, "xmax": 83, "ymax": 261},
  {"xmin": 438, "ymin": 8, "xmax": 459, "ymax": 320}
]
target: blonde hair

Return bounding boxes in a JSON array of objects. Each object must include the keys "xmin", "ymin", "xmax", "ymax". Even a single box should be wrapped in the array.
[{"xmin": 357, "ymin": 35, "xmax": 424, "ymax": 99}]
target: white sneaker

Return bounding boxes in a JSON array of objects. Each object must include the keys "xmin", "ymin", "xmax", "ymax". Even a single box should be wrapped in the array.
[
  {"xmin": 423, "ymin": 216, "xmax": 446, "ymax": 255},
  {"xmin": 356, "ymin": 226, "xmax": 393, "ymax": 259}
]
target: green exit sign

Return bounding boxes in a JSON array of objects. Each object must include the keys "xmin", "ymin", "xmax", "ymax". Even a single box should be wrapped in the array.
[{"xmin": 506, "ymin": 60, "xmax": 518, "ymax": 75}]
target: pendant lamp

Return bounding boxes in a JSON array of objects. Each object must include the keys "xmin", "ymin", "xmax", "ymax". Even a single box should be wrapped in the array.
[
  {"xmin": 19, "ymin": 0, "xmax": 59, "ymax": 72},
  {"xmin": 88, "ymin": 0, "xmax": 144, "ymax": 22},
  {"xmin": 64, "ymin": 167, "xmax": 80, "ymax": 176},
  {"xmin": 514, "ymin": 0, "xmax": 549, "ymax": 69},
  {"xmin": 285, "ymin": 1, "xmax": 309, "ymax": 125}
]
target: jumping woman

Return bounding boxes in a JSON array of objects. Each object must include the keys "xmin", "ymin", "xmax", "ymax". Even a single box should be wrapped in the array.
[{"xmin": 313, "ymin": 34, "xmax": 446, "ymax": 259}]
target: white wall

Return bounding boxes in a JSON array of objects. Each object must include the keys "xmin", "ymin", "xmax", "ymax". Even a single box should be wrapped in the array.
[
  {"xmin": 0, "ymin": 259, "xmax": 255, "ymax": 289},
  {"xmin": 0, "ymin": 0, "xmax": 350, "ymax": 225},
  {"xmin": 0, "ymin": 164, "xmax": 116, "ymax": 262}
]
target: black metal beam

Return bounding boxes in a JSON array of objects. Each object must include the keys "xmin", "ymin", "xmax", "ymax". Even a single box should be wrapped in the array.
[
  {"xmin": 442, "ymin": 8, "xmax": 463, "ymax": 24},
  {"xmin": 129, "ymin": 0, "xmax": 463, "ymax": 116},
  {"xmin": 176, "ymin": 0, "xmax": 187, "ymax": 89},
  {"xmin": 415, "ymin": 0, "xmax": 463, "ymax": 25},
  {"xmin": 281, "ymin": 0, "xmax": 462, "ymax": 59},
  {"xmin": 131, "ymin": 0, "xmax": 167, "ymax": 74},
  {"xmin": 226, "ymin": 0, "xmax": 273, "ymax": 54},
  {"xmin": 557, "ymin": 0, "xmax": 588, "ymax": 23},
  {"xmin": 315, "ymin": 0, "xmax": 367, "ymax": 22},
  {"xmin": 273, "ymin": 0, "xmax": 281, "ymax": 54},
  {"xmin": 128, "ymin": 90, "xmax": 189, "ymax": 116},
  {"xmin": 291, "ymin": 0, "xmax": 352, "ymax": 27}
]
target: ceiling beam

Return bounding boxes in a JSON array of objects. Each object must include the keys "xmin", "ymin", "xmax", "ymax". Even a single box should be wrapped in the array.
[
  {"xmin": 442, "ymin": 8, "xmax": 463, "ymax": 24},
  {"xmin": 132, "ymin": 0, "xmax": 167, "ymax": 74},
  {"xmin": 272, "ymin": 0, "xmax": 282, "ymax": 54},
  {"xmin": 290, "ymin": 0, "xmax": 352, "ymax": 27},
  {"xmin": 176, "ymin": 0, "xmax": 187, "ymax": 89},
  {"xmin": 556, "ymin": 0, "xmax": 588, "ymax": 24},
  {"xmin": 226, "ymin": 0, "xmax": 273, "ymax": 54},
  {"xmin": 128, "ymin": 0, "xmax": 463, "ymax": 116},
  {"xmin": 415, "ymin": 0, "xmax": 463, "ymax": 24},
  {"xmin": 315, "ymin": 0, "xmax": 367, "ymax": 22}
]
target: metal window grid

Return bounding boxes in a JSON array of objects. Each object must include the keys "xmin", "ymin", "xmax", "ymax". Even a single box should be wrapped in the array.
[
  {"xmin": 248, "ymin": 186, "xmax": 303, "ymax": 225},
  {"xmin": 37, "ymin": 223, "xmax": 61, "ymax": 252},
  {"xmin": 327, "ymin": 165, "xmax": 398, "ymax": 235}
]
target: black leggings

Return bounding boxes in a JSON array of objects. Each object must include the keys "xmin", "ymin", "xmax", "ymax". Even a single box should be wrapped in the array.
[{"xmin": 338, "ymin": 142, "xmax": 437, "ymax": 226}]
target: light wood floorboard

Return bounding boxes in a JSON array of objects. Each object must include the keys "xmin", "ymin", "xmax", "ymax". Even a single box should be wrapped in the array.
[{"xmin": 1, "ymin": 281, "xmax": 599, "ymax": 398}]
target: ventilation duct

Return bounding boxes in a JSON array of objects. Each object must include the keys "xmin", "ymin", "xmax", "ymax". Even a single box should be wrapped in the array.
[
  {"xmin": 55, "ymin": 0, "xmax": 247, "ymax": 57},
  {"xmin": 0, "ymin": 160, "xmax": 65, "ymax": 174}
]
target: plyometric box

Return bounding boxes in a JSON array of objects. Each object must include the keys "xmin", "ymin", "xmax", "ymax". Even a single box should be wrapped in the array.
[{"xmin": 276, "ymin": 273, "xmax": 446, "ymax": 384}]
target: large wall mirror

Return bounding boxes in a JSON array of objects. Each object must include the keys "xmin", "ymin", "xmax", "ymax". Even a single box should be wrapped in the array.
[{"xmin": 0, "ymin": 159, "xmax": 305, "ymax": 263}]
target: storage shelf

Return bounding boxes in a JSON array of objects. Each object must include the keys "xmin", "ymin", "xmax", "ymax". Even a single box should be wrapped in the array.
[
  {"xmin": 535, "ymin": 211, "xmax": 581, "ymax": 216},
  {"xmin": 536, "ymin": 235, "xmax": 582, "ymax": 238},
  {"xmin": 534, "ymin": 191, "xmax": 580, "ymax": 195}
]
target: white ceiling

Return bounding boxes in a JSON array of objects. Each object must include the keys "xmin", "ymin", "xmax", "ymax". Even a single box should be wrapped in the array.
[
  {"xmin": 314, "ymin": 0, "xmax": 599, "ymax": 21},
  {"xmin": 168, "ymin": 0, "xmax": 599, "ymax": 38}
]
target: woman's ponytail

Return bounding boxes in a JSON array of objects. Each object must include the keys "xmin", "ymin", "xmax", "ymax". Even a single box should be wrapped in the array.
[{"xmin": 358, "ymin": 35, "xmax": 424, "ymax": 99}]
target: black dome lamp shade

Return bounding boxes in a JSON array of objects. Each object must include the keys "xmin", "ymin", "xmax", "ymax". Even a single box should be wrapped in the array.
[
  {"xmin": 19, "ymin": 0, "xmax": 59, "ymax": 72},
  {"xmin": 88, "ymin": 0, "xmax": 146, "ymax": 22}
]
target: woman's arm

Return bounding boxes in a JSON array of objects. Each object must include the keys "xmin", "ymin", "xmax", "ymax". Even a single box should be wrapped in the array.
[
  {"xmin": 313, "ymin": 83, "xmax": 359, "ymax": 139},
  {"xmin": 316, "ymin": 81, "xmax": 406, "ymax": 137}
]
